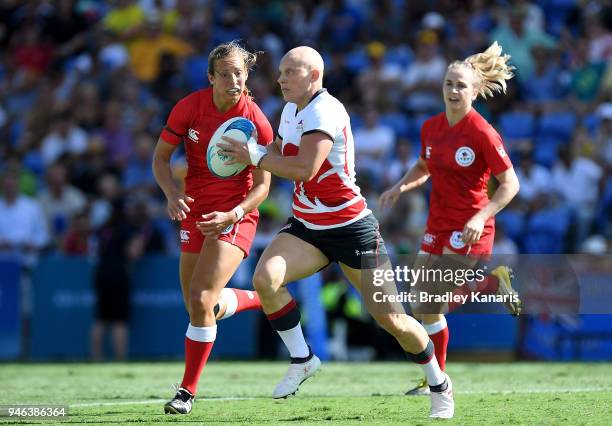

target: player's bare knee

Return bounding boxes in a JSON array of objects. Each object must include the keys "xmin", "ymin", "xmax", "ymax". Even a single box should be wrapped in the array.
[
  {"xmin": 188, "ymin": 289, "xmax": 217, "ymax": 314},
  {"xmin": 252, "ymin": 266, "xmax": 282, "ymax": 295}
]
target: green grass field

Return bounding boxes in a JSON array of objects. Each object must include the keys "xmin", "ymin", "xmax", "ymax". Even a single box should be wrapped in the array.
[{"xmin": 1, "ymin": 362, "xmax": 611, "ymax": 425}]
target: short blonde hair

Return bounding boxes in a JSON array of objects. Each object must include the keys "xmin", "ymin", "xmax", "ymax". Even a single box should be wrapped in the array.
[{"xmin": 448, "ymin": 41, "xmax": 515, "ymax": 99}]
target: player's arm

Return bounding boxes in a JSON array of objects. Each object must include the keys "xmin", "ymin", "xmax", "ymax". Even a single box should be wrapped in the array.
[
  {"xmin": 219, "ymin": 133, "xmax": 333, "ymax": 182},
  {"xmin": 259, "ymin": 132, "xmax": 332, "ymax": 181},
  {"xmin": 475, "ymin": 167, "xmax": 520, "ymax": 220},
  {"xmin": 378, "ymin": 158, "xmax": 430, "ymax": 210},
  {"xmin": 462, "ymin": 167, "xmax": 520, "ymax": 244},
  {"xmin": 152, "ymin": 137, "xmax": 193, "ymax": 221},
  {"xmin": 196, "ymin": 167, "xmax": 271, "ymax": 237},
  {"xmin": 233, "ymin": 168, "xmax": 271, "ymax": 219}
]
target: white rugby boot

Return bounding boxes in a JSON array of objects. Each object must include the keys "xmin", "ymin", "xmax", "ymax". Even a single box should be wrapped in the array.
[
  {"xmin": 429, "ymin": 373, "xmax": 454, "ymax": 419},
  {"xmin": 272, "ymin": 355, "xmax": 321, "ymax": 399}
]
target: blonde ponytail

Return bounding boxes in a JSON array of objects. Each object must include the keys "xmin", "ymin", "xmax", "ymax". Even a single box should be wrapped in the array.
[{"xmin": 449, "ymin": 42, "xmax": 515, "ymax": 99}]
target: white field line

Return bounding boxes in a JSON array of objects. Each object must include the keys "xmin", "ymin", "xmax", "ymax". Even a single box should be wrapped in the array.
[
  {"xmin": 71, "ymin": 396, "xmax": 255, "ymax": 408},
  {"xmin": 461, "ymin": 387, "xmax": 612, "ymax": 395},
  {"xmin": 70, "ymin": 387, "xmax": 612, "ymax": 408}
]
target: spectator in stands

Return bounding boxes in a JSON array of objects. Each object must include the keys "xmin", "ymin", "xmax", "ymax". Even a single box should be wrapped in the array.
[
  {"xmin": 357, "ymin": 41, "xmax": 400, "ymax": 108},
  {"xmin": 0, "ymin": 170, "xmax": 49, "ymax": 267},
  {"xmin": 122, "ymin": 132, "xmax": 157, "ymax": 195},
  {"xmin": 40, "ymin": 109, "xmax": 89, "ymax": 166},
  {"xmin": 97, "ymin": 101, "xmax": 133, "ymax": 167},
  {"xmin": 595, "ymin": 103, "xmax": 612, "ymax": 166},
  {"xmin": 102, "ymin": 0, "xmax": 145, "ymax": 41},
  {"xmin": 42, "ymin": 0, "xmax": 89, "ymax": 66},
  {"xmin": 10, "ymin": 24, "xmax": 54, "ymax": 75},
  {"xmin": 553, "ymin": 144, "xmax": 603, "ymax": 242},
  {"xmin": 522, "ymin": 45, "xmax": 566, "ymax": 109},
  {"xmin": 128, "ymin": 12, "xmax": 193, "ymax": 83},
  {"xmin": 490, "ymin": 4, "xmax": 556, "ymax": 82},
  {"xmin": 384, "ymin": 140, "xmax": 417, "ymax": 186},
  {"xmin": 567, "ymin": 38, "xmax": 607, "ymax": 105},
  {"xmin": 353, "ymin": 107, "xmax": 395, "ymax": 182},
  {"xmin": 90, "ymin": 172, "xmax": 123, "ymax": 230},
  {"xmin": 69, "ymin": 82, "xmax": 104, "ymax": 132},
  {"xmin": 401, "ymin": 30, "xmax": 447, "ymax": 114},
  {"xmin": 62, "ymin": 210, "xmax": 93, "ymax": 256},
  {"xmin": 37, "ymin": 162, "xmax": 87, "ymax": 248},
  {"xmin": 515, "ymin": 149, "xmax": 552, "ymax": 208}
]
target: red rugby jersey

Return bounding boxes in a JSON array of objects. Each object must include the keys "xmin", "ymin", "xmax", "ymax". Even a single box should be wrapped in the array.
[
  {"xmin": 420, "ymin": 108, "xmax": 512, "ymax": 233},
  {"xmin": 160, "ymin": 88, "xmax": 273, "ymax": 214}
]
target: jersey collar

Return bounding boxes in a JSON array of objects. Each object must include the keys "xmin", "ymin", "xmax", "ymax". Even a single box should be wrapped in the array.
[{"xmin": 296, "ymin": 88, "xmax": 327, "ymax": 115}]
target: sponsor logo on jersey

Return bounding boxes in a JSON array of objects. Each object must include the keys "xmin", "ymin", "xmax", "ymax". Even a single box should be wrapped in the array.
[
  {"xmin": 220, "ymin": 224, "xmax": 234, "ymax": 235},
  {"xmin": 497, "ymin": 146, "xmax": 507, "ymax": 157},
  {"xmin": 426, "ymin": 146, "xmax": 432, "ymax": 159},
  {"xmin": 455, "ymin": 146, "xmax": 475, "ymax": 167},
  {"xmin": 180, "ymin": 230, "xmax": 190, "ymax": 243},
  {"xmin": 296, "ymin": 119, "xmax": 304, "ymax": 133},
  {"xmin": 449, "ymin": 231, "xmax": 465, "ymax": 249},
  {"xmin": 355, "ymin": 249, "xmax": 374, "ymax": 256},
  {"xmin": 423, "ymin": 233, "xmax": 435, "ymax": 245},
  {"xmin": 187, "ymin": 128, "xmax": 199, "ymax": 142}
]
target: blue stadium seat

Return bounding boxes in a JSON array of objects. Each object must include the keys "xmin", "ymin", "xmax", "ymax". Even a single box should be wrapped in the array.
[
  {"xmin": 384, "ymin": 45, "xmax": 413, "ymax": 68},
  {"xmin": 523, "ymin": 207, "xmax": 572, "ymax": 253},
  {"xmin": 537, "ymin": 111, "xmax": 577, "ymax": 141},
  {"xmin": 344, "ymin": 49, "xmax": 370, "ymax": 73},
  {"xmin": 184, "ymin": 55, "xmax": 209, "ymax": 91},
  {"xmin": 379, "ymin": 112, "xmax": 411, "ymax": 138},
  {"xmin": 582, "ymin": 114, "xmax": 601, "ymax": 136},
  {"xmin": 408, "ymin": 114, "xmax": 435, "ymax": 140},
  {"xmin": 496, "ymin": 210, "xmax": 526, "ymax": 245},
  {"xmin": 498, "ymin": 111, "xmax": 535, "ymax": 141},
  {"xmin": 539, "ymin": 0, "xmax": 580, "ymax": 37},
  {"xmin": 533, "ymin": 135, "xmax": 564, "ymax": 168},
  {"xmin": 350, "ymin": 113, "xmax": 364, "ymax": 131}
]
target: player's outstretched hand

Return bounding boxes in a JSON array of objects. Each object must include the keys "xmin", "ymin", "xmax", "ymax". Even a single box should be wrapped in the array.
[
  {"xmin": 197, "ymin": 211, "xmax": 235, "ymax": 237},
  {"xmin": 462, "ymin": 214, "xmax": 486, "ymax": 244},
  {"xmin": 167, "ymin": 194, "xmax": 194, "ymax": 221},
  {"xmin": 378, "ymin": 187, "xmax": 401, "ymax": 211},
  {"xmin": 218, "ymin": 137, "xmax": 250, "ymax": 165}
]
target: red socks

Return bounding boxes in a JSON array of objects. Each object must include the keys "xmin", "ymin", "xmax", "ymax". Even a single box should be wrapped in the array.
[
  {"xmin": 233, "ymin": 288, "xmax": 261, "ymax": 312},
  {"xmin": 219, "ymin": 288, "xmax": 262, "ymax": 319},
  {"xmin": 424, "ymin": 317, "xmax": 449, "ymax": 371},
  {"xmin": 180, "ymin": 324, "xmax": 216, "ymax": 395}
]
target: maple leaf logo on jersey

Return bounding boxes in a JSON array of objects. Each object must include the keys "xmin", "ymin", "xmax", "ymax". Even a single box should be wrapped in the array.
[{"xmin": 187, "ymin": 128, "xmax": 199, "ymax": 143}]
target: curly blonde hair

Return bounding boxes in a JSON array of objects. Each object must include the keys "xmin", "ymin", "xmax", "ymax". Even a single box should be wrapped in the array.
[{"xmin": 448, "ymin": 41, "xmax": 515, "ymax": 99}]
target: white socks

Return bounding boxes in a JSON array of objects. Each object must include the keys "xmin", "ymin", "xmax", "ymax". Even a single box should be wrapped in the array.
[{"xmin": 277, "ymin": 323, "xmax": 310, "ymax": 358}]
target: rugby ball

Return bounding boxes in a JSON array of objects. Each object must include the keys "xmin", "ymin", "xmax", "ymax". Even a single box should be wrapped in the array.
[{"xmin": 206, "ymin": 117, "xmax": 256, "ymax": 178}]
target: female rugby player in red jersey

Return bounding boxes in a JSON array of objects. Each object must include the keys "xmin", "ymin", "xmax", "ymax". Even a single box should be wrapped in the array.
[
  {"xmin": 153, "ymin": 41, "xmax": 273, "ymax": 414},
  {"xmin": 379, "ymin": 42, "xmax": 521, "ymax": 395}
]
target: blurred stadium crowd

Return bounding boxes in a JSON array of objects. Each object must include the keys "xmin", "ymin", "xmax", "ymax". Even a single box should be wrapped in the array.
[{"xmin": 1, "ymin": 0, "xmax": 611, "ymax": 267}]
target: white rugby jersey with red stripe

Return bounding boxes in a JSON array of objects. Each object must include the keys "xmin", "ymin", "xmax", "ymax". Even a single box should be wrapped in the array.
[{"xmin": 278, "ymin": 89, "xmax": 371, "ymax": 230}]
